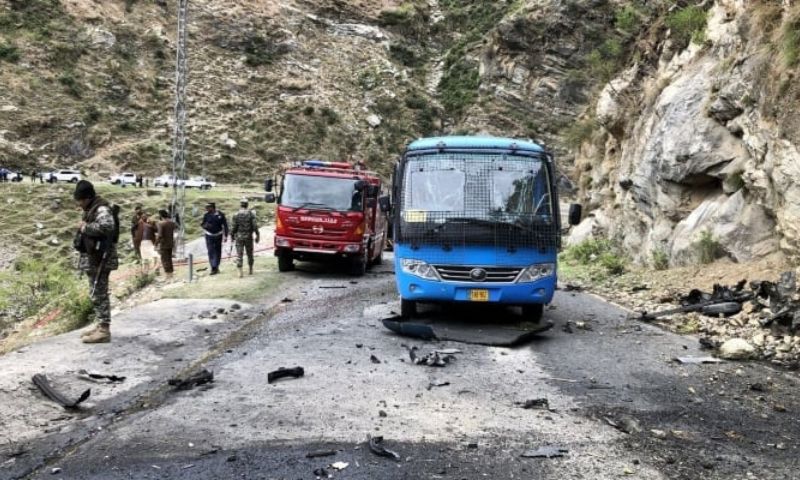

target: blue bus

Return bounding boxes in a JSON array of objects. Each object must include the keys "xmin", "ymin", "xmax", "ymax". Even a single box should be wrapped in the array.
[{"xmin": 389, "ymin": 136, "xmax": 581, "ymax": 321}]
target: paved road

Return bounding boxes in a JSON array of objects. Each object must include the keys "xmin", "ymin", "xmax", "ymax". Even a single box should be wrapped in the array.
[{"xmin": 11, "ymin": 259, "xmax": 800, "ymax": 479}]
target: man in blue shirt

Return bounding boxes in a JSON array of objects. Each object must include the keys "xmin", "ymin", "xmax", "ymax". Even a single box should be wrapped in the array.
[{"xmin": 201, "ymin": 202, "xmax": 228, "ymax": 275}]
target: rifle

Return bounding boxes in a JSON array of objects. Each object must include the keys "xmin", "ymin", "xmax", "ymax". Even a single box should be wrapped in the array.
[
  {"xmin": 89, "ymin": 245, "xmax": 109, "ymax": 298},
  {"xmin": 638, "ymin": 292, "xmax": 754, "ymax": 321}
]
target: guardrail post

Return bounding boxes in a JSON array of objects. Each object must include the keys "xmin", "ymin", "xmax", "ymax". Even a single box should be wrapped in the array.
[{"xmin": 188, "ymin": 254, "xmax": 193, "ymax": 282}]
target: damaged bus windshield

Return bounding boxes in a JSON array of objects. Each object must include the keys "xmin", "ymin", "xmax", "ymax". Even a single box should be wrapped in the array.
[
  {"xmin": 281, "ymin": 174, "xmax": 360, "ymax": 211},
  {"xmin": 402, "ymin": 153, "xmax": 553, "ymax": 222}
]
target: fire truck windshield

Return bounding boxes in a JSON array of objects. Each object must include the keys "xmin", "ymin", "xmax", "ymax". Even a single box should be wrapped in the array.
[{"xmin": 281, "ymin": 174, "xmax": 361, "ymax": 211}]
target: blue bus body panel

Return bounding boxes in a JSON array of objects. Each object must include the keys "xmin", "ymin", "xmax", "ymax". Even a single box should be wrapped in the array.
[
  {"xmin": 394, "ymin": 244, "xmax": 557, "ymax": 305},
  {"xmin": 406, "ymin": 136, "xmax": 545, "ymax": 153}
]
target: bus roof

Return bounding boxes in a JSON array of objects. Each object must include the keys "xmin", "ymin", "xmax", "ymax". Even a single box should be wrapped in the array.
[{"xmin": 406, "ymin": 136, "xmax": 545, "ymax": 153}]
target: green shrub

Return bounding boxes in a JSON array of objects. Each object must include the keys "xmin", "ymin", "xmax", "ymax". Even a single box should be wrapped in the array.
[
  {"xmin": 599, "ymin": 251, "xmax": 626, "ymax": 275},
  {"xmin": 615, "ymin": 5, "xmax": 640, "ymax": 33},
  {"xmin": 666, "ymin": 5, "xmax": 708, "ymax": 46},
  {"xmin": 560, "ymin": 237, "xmax": 628, "ymax": 280},
  {"xmin": 0, "ymin": 43, "xmax": 20, "ymax": 62},
  {"xmin": 782, "ymin": 15, "xmax": 800, "ymax": 68},
  {"xmin": 562, "ymin": 238, "xmax": 613, "ymax": 265},
  {"xmin": 563, "ymin": 118, "xmax": 596, "ymax": 149},
  {"xmin": 651, "ymin": 248, "xmax": 669, "ymax": 270},
  {"xmin": 389, "ymin": 43, "xmax": 423, "ymax": 67},
  {"xmin": 320, "ymin": 107, "xmax": 339, "ymax": 125},
  {"xmin": 587, "ymin": 38, "xmax": 624, "ymax": 81},
  {"xmin": 438, "ymin": 59, "xmax": 480, "ymax": 117},
  {"xmin": 58, "ymin": 72, "xmax": 82, "ymax": 98},
  {"xmin": 133, "ymin": 271, "xmax": 156, "ymax": 290},
  {"xmin": 695, "ymin": 230, "xmax": 722, "ymax": 264}
]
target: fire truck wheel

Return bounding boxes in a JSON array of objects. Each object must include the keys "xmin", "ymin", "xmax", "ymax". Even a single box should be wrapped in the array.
[
  {"xmin": 521, "ymin": 304, "xmax": 544, "ymax": 323},
  {"xmin": 277, "ymin": 253, "xmax": 295, "ymax": 272},
  {"xmin": 349, "ymin": 252, "xmax": 367, "ymax": 276},
  {"xmin": 400, "ymin": 298, "xmax": 417, "ymax": 318}
]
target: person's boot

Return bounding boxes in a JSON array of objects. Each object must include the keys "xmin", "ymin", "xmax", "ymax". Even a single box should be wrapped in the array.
[
  {"xmin": 80, "ymin": 324, "xmax": 101, "ymax": 339},
  {"xmin": 238, "ymin": 266, "xmax": 243, "ymax": 278},
  {"xmin": 248, "ymin": 264, "xmax": 253, "ymax": 275},
  {"xmin": 82, "ymin": 323, "xmax": 110, "ymax": 344}
]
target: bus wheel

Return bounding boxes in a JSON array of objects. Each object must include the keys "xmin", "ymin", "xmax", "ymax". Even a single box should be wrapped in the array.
[
  {"xmin": 521, "ymin": 304, "xmax": 544, "ymax": 323},
  {"xmin": 277, "ymin": 252, "xmax": 294, "ymax": 272},
  {"xmin": 400, "ymin": 298, "xmax": 417, "ymax": 318}
]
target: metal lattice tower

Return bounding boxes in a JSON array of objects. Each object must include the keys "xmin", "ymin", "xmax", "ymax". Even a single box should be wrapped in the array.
[{"xmin": 170, "ymin": 0, "xmax": 189, "ymax": 258}]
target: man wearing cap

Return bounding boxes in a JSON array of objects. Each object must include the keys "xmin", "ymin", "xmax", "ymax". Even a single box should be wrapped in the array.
[
  {"xmin": 231, "ymin": 197, "xmax": 260, "ymax": 277},
  {"xmin": 74, "ymin": 180, "xmax": 119, "ymax": 344},
  {"xmin": 201, "ymin": 202, "xmax": 228, "ymax": 275}
]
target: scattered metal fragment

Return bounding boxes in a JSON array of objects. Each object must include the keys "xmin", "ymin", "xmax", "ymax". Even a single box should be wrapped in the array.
[
  {"xmin": 370, "ymin": 355, "xmax": 381, "ymax": 364},
  {"xmin": 368, "ymin": 435, "xmax": 401, "ymax": 461},
  {"xmin": 521, "ymin": 446, "xmax": 568, "ymax": 458},
  {"xmin": 562, "ymin": 284, "xmax": 582, "ymax": 292},
  {"xmin": 427, "ymin": 380, "xmax": 450, "ymax": 390},
  {"xmin": 306, "ymin": 450, "xmax": 337, "ymax": 458},
  {"xmin": 313, "ymin": 467, "xmax": 329, "ymax": 477},
  {"xmin": 77, "ymin": 369, "xmax": 126, "ymax": 383},
  {"xmin": 267, "ymin": 367, "xmax": 305, "ymax": 383},
  {"xmin": 319, "ymin": 286, "xmax": 347, "ymax": 289},
  {"xmin": 673, "ymin": 356, "xmax": 723, "ymax": 364},
  {"xmin": 699, "ymin": 337, "xmax": 721, "ymax": 350},
  {"xmin": 515, "ymin": 398, "xmax": 549, "ymax": 410},
  {"xmin": 605, "ymin": 415, "xmax": 642, "ymax": 434},
  {"xmin": 562, "ymin": 322, "xmax": 574, "ymax": 334},
  {"xmin": 168, "ymin": 369, "xmax": 214, "ymax": 390},
  {"xmin": 331, "ymin": 461, "xmax": 349, "ymax": 470},
  {"xmin": 32, "ymin": 374, "xmax": 91, "ymax": 409},
  {"xmin": 750, "ymin": 383, "xmax": 766, "ymax": 392},
  {"xmin": 408, "ymin": 346, "xmax": 454, "ymax": 367},
  {"xmin": 631, "ymin": 285, "xmax": 650, "ymax": 292},
  {"xmin": 281, "ymin": 297, "xmax": 294, "ymax": 303},
  {"xmin": 434, "ymin": 348, "xmax": 462, "ymax": 355},
  {"xmin": 638, "ymin": 282, "xmax": 753, "ymax": 321}
]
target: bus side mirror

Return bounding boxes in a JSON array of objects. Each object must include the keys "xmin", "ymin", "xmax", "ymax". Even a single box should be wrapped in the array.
[
  {"xmin": 265, "ymin": 193, "xmax": 276, "ymax": 203},
  {"xmin": 568, "ymin": 204, "xmax": 582, "ymax": 226},
  {"xmin": 265, "ymin": 178, "xmax": 274, "ymax": 192},
  {"xmin": 378, "ymin": 195, "xmax": 391, "ymax": 213}
]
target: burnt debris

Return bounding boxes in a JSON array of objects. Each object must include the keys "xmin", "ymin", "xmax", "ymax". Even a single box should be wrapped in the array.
[
  {"xmin": 32, "ymin": 374, "xmax": 91, "ymax": 409},
  {"xmin": 267, "ymin": 366, "xmax": 305, "ymax": 383},
  {"xmin": 367, "ymin": 435, "xmax": 401, "ymax": 461},
  {"xmin": 168, "ymin": 369, "xmax": 214, "ymax": 390}
]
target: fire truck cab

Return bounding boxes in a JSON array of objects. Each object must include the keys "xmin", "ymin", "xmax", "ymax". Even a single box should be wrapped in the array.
[{"xmin": 266, "ymin": 161, "xmax": 390, "ymax": 276}]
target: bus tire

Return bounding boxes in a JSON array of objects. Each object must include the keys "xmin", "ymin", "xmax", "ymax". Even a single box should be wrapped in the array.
[
  {"xmin": 522, "ymin": 304, "xmax": 544, "ymax": 323},
  {"xmin": 277, "ymin": 252, "xmax": 294, "ymax": 272},
  {"xmin": 400, "ymin": 298, "xmax": 417, "ymax": 318}
]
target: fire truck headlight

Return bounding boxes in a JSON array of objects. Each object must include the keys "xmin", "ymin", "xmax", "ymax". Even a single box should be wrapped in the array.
[
  {"xmin": 276, "ymin": 237, "xmax": 291, "ymax": 247},
  {"xmin": 343, "ymin": 244, "xmax": 361, "ymax": 253},
  {"xmin": 517, "ymin": 263, "xmax": 555, "ymax": 283},
  {"xmin": 401, "ymin": 259, "xmax": 440, "ymax": 281}
]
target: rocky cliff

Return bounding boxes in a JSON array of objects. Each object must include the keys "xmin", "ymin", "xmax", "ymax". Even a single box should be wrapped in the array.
[{"xmin": 569, "ymin": 0, "xmax": 800, "ymax": 266}]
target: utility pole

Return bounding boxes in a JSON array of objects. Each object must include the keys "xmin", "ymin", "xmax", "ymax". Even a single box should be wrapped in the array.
[{"xmin": 170, "ymin": 0, "xmax": 189, "ymax": 258}]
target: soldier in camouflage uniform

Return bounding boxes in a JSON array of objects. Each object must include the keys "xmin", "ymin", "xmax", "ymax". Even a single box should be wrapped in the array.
[
  {"xmin": 74, "ymin": 180, "xmax": 119, "ymax": 344},
  {"xmin": 230, "ymin": 198, "xmax": 260, "ymax": 277}
]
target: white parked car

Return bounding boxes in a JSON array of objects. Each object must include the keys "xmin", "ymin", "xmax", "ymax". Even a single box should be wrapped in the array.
[
  {"xmin": 182, "ymin": 176, "xmax": 216, "ymax": 189},
  {"xmin": 109, "ymin": 172, "xmax": 138, "ymax": 185},
  {"xmin": 47, "ymin": 169, "xmax": 81, "ymax": 183},
  {"xmin": 154, "ymin": 174, "xmax": 179, "ymax": 187}
]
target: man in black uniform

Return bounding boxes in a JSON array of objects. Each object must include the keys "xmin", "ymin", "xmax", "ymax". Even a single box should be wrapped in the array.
[{"xmin": 201, "ymin": 202, "xmax": 228, "ymax": 275}]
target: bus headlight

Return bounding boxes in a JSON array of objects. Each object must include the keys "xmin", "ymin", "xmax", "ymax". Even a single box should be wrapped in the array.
[
  {"xmin": 401, "ymin": 259, "xmax": 440, "ymax": 281},
  {"xmin": 517, "ymin": 263, "xmax": 555, "ymax": 283}
]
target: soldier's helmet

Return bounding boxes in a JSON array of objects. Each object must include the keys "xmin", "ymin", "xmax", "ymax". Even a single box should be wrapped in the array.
[{"xmin": 240, "ymin": 197, "xmax": 249, "ymax": 207}]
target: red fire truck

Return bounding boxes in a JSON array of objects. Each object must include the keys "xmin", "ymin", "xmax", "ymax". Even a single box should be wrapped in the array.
[{"xmin": 265, "ymin": 161, "xmax": 390, "ymax": 276}]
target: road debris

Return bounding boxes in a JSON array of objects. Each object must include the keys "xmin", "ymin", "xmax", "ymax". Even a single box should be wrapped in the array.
[
  {"xmin": 719, "ymin": 338, "xmax": 755, "ymax": 360},
  {"xmin": 427, "ymin": 380, "xmax": 450, "ymax": 390},
  {"xmin": 77, "ymin": 369, "xmax": 126, "ymax": 383},
  {"xmin": 368, "ymin": 435, "xmax": 401, "ymax": 461},
  {"xmin": 168, "ymin": 369, "xmax": 214, "ymax": 390},
  {"xmin": 515, "ymin": 398, "xmax": 550, "ymax": 410},
  {"xmin": 331, "ymin": 461, "xmax": 349, "ymax": 470},
  {"xmin": 32, "ymin": 374, "xmax": 91, "ymax": 409},
  {"xmin": 521, "ymin": 446, "xmax": 569, "ymax": 458},
  {"xmin": 267, "ymin": 366, "xmax": 305, "ymax": 383},
  {"xmin": 673, "ymin": 356, "xmax": 723, "ymax": 364},
  {"xmin": 370, "ymin": 355, "xmax": 381, "ymax": 364},
  {"xmin": 313, "ymin": 467, "xmax": 329, "ymax": 477},
  {"xmin": 434, "ymin": 348, "xmax": 462, "ymax": 355},
  {"xmin": 306, "ymin": 450, "xmax": 337, "ymax": 458},
  {"xmin": 408, "ymin": 346, "xmax": 455, "ymax": 367},
  {"xmin": 605, "ymin": 415, "xmax": 642, "ymax": 434}
]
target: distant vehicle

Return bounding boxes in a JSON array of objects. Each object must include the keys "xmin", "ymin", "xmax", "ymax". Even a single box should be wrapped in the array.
[
  {"xmin": 265, "ymin": 160, "xmax": 389, "ymax": 276},
  {"xmin": 46, "ymin": 169, "xmax": 81, "ymax": 183},
  {"xmin": 182, "ymin": 176, "xmax": 215, "ymax": 189},
  {"xmin": 109, "ymin": 172, "xmax": 138, "ymax": 186},
  {"xmin": 0, "ymin": 168, "xmax": 22, "ymax": 182},
  {"xmin": 154, "ymin": 174, "xmax": 179, "ymax": 187}
]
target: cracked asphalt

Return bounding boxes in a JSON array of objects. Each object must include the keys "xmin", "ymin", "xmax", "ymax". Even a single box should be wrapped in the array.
[{"xmin": 8, "ymin": 257, "xmax": 800, "ymax": 479}]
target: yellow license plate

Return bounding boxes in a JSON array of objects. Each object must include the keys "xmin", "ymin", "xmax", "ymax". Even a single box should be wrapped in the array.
[{"xmin": 469, "ymin": 289, "xmax": 489, "ymax": 302}]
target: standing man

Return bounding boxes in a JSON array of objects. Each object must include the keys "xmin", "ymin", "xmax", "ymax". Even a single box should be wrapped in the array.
[
  {"xmin": 74, "ymin": 180, "xmax": 118, "ymax": 344},
  {"xmin": 231, "ymin": 197, "xmax": 260, "ymax": 277},
  {"xmin": 155, "ymin": 209, "xmax": 176, "ymax": 279},
  {"xmin": 131, "ymin": 204, "xmax": 143, "ymax": 263},
  {"xmin": 201, "ymin": 202, "xmax": 228, "ymax": 275}
]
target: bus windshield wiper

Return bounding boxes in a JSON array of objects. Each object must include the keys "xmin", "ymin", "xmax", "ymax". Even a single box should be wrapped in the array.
[
  {"xmin": 291, "ymin": 202, "xmax": 331, "ymax": 212},
  {"xmin": 425, "ymin": 216, "xmax": 541, "ymax": 236}
]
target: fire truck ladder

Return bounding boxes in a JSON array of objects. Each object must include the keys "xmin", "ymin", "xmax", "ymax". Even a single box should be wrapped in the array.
[{"xmin": 170, "ymin": 0, "xmax": 189, "ymax": 258}]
